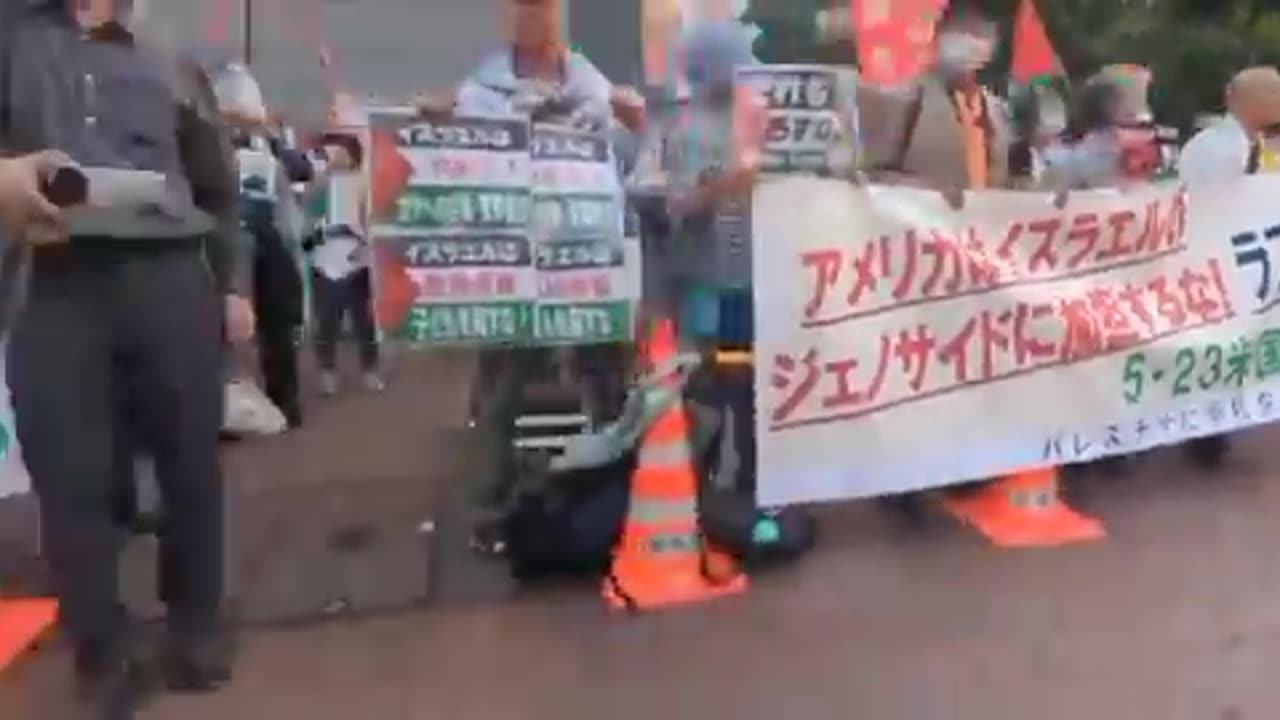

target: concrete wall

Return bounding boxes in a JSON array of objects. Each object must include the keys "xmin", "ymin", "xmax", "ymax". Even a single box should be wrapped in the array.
[
  {"xmin": 147, "ymin": 0, "xmax": 508, "ymax": 123},
  {"xmin": 144, "ymin": 0, "xmax": 658, "ymax": 125}
]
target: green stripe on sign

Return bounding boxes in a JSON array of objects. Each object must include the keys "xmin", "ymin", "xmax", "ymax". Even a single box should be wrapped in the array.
[
  {"xmin": 392, "ymin": 186, "xmax": 530, "ymax": 230},
  {"xmin": 534, "ymin": 301, "xmax": 632, "ymax": 344},
  {"xmin": 396, "ymin": 302, "xmax": 532, "ymax": 345}
]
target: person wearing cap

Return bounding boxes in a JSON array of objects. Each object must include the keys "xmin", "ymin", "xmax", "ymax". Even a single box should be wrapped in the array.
[
  {"xmin": 0, "ymin": 0, "xmax": 249, "ymax": 714},
  {"xmin": 1174, "ymin": 66, "xmax": 1280, "ymax": 470},
  {"xmin": 307, "ymin": 104, "xmax": 385, "ymax": 398}
]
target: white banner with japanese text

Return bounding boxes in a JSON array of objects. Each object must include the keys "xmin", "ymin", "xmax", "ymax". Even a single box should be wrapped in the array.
[{"xmin": 754, "ymin": 175, "xmax": 1280, "ymax": 505}]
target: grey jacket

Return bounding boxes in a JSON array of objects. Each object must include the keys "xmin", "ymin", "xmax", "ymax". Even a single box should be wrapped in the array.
[
  {"xmin": 860, "ymin": 72, "xmax": 1011, "ymax": 190},
  {"xmin": 0, "ymin": 1, "xmax": 244, "ymax": 300}
]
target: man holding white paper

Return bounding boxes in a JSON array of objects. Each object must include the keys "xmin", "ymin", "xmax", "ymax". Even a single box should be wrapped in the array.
[
  {"xmin": 0, "ymin": 0, "xmax": 249, "ymax": 715},
  {"xmin": 0, "ymin": 152, "xmax": 65, "ymax": 240}
]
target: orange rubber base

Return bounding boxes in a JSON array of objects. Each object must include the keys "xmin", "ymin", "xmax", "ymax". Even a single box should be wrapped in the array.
[
  {"xmin": 0, "ymin": 598, "xmax": 57, "ymax": 675},
  {"xmin": 942, "ymin": 485, "xmax": 1105, "ymax": 548},
  {"xmin": 604, "ymin": 559, "xmax": 748, "ymax": 612}
]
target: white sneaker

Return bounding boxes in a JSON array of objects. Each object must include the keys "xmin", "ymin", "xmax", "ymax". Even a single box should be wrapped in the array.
[
  {"xmin": 319, "ymin": 371, "xmax": 340, "ymax": 397},
  {"xmin": 361, "ymin": 372, "xmax": 386, "ymax": 393}
]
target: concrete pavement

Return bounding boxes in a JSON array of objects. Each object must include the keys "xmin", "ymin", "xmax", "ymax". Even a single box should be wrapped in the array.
[{"xmin": 6, "ymin": 416, "xmax": 1280, "ymax": 718}]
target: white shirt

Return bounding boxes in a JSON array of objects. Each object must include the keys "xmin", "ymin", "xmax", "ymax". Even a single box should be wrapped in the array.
[
  {"xmin": 1178, "ymin": 114, "xmax": 1253, "ymax": 190},
  {"xmin": 310, "ymin": 174, "xmax": 368, "ymax": 281},
  {"xmin": 455, "ymin": 49, "xmax": 613, "ymax": 126}
]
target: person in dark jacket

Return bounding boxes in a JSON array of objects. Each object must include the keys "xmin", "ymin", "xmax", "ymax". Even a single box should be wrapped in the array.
[
  {"xmin": 210, "ymin": 61, "xmax": 321, "ymax": 427},
  {"xmin": 0, "ymin": 0, "xmax": 252, "ymax": 715}
]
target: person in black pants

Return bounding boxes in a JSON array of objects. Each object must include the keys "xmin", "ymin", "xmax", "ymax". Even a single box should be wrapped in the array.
[
  {"xmin": 311, "ymin": 263, "xmax": 381, "ymax": 394},
  {"xmin": 211, "ymin": 58, "xmax": 315, "ymax": 427},
  {"xmin": 1, "ymin": 2, "xmax": 253, "ymax": 716},
  {"xmin": 249, "ymin": 213, "xmax": 305, "ymax": 424}
]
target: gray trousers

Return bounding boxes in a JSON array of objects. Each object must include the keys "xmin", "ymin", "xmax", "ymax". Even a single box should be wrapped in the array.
[{"xmin": 9, "ymin": 242, "xmax": 225, "ymax": 655}]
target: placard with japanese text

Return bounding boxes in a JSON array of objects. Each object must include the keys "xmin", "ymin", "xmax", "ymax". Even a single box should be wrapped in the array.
[
  {"xmin": 368, "ymin": 111, "xmax": 638, "ymax": 347},
  {"xmin": 754, "ymin": 176, "xmax": 1280, "ymax": 504}
]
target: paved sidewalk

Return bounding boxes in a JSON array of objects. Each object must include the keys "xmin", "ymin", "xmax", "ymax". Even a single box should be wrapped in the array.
[{"xmin": 7, "ymin": 425, "xmax": 1280, "ymax": 718}]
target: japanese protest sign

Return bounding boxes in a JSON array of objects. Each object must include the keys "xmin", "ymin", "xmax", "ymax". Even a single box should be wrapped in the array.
[
  {"xmin": 753, "ymin": 175, "xmax": 1280, "ymax": 505},
  {"xmin": 367, "ymin": 111, "xmax": 638, "ymax": 346},
  {"xmin": 530, "ymin": 126, "xmax": 637, "ymax": 344},
  {"xmin": 735, "ymin": 65, "xmax": 860, "ymax": 177}
]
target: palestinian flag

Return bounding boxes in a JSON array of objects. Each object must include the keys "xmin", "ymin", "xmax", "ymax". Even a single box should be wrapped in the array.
[{"xmin": 1010, "ymin": 0, "xmax": 1062, "ymax": 87}]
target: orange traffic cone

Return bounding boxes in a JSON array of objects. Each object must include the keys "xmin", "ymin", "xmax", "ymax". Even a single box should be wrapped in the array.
[
  {"xmin": 603, "ymin": 320, "xmax": 748, "ymax": 611},
  {"xmin": 0, "ymin": 597, "xmax": 57, "ymax": 675},
  {"xmin": 942, "ymin": 467, "xmax": 1104, "ymax": 548}
]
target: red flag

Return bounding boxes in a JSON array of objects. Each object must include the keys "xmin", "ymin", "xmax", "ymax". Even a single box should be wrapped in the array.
[
  {"xmin": 1010, "ymin": 0, "xmax": 1061, "ymax": 85},
  {"xmin": 854, "ymin": 0, "xmax": 950, "ymax": 88}
]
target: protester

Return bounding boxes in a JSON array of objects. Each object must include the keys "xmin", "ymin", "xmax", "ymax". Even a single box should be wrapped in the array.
[
  {"xmin": 418, "ymin": 0, "xmax": 645, "ymax": 166},
  {"xmin": 1180, "ymin": 67, "xmax": 1280, "ymax": 184},
  {"xmin": 421, "ymin": 0, "xmax": 646, "ymax": 551},
  {"xmin": 862, "ymin": 5, "xmax": 1010, "ymax": 201},
  {"xmin": 308, "ymin": 124, "xmax": 384, "ymax": 396},
  {"xmin": 0, "ymin": 0, "xmax": 249, "ymax": 715},
  {"xmin": 1007, "ymin": 83, "xmax": 1067, "ymax": 189},
  {"xmin": 643, "ymin": 19, "xmax": 763, "ymax": 347},
  {"xmin": 210, "ymin": 61, "xmax": 359, "ymax": 419},
  {"xmin": 1034, "ymin": 66, "xmax": 1166, "ymax": 478},
  {"xmin": 635, "ymin": 18, "xmax": 820, "ymax": 562},
  {"xmin": 1043, "ymin": 65, "xmax": 1162, "ymax": 192},
  {"xmin": 1176, "ymin": 66, "xmax": 1280, "ymax": 469},
  {"xmin": 860, "ymin": 4, "xmax": 1009, "ymax": 516}
]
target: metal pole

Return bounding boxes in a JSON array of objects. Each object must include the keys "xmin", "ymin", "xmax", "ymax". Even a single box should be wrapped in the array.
[{"xmin": 243, "ymin": 0, "xmax": 254, "ymax": 65}]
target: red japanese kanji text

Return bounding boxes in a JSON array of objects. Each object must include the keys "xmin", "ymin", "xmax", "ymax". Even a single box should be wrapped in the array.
[
  {"xmin": 799, "ymin": 191, "xmax": 1187, "ymax": 326},
  {"xmin": 769, "ymin": 254, "xmax": 1230, "ymax": 430},
  {"xmin": 415, "ymin": 270, "xmax": 520, "ymax": 299}
]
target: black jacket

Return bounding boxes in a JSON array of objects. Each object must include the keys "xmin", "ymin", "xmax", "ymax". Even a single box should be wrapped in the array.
[{"xmin": 0, "ymin": 0, "xmax": 245, "ymax": 295}]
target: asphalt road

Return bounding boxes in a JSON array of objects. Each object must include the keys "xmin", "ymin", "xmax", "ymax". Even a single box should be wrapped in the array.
[{"xmin": 6, "ymin": 396, "xmax": 1280, "ymax": 717}]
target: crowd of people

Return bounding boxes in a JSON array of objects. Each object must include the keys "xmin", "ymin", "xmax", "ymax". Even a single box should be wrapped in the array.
[{"xmin": 4, "ymin": 0, "xmax": 1280, "ymax": 717}]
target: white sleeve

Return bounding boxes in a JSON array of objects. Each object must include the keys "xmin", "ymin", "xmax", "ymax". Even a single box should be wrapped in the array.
[
  {"xmin": 454, "ymin": 80, "xmax": 510, "ymax": 117},
  {"xmin": 1178, "ymin": 130, "xmax": 1245, "ymax": 190}
]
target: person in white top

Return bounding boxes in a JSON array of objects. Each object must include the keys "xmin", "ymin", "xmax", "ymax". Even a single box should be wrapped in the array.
[
  {"xmin": 308, "ymin": 130, "xmax": 384, "ymax": 397},
  {"xmin": 1175, "ymin": 66, "xmax": 1280, "ymax": 469},
  {"xmin": 1179, "ymin": 66, "xmax": 1280, "ymax": 190}
]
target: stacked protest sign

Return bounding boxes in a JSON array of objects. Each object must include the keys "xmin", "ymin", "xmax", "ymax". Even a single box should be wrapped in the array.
[
  {"xmin": 752, "ymin": 175, "xmax": 1280, "ymax": 506},
  {"xmin": 368, "ymin": 111, "xmax": 535, "ymax": 344},
  {"xmin": 530, "ymin": 125, "xmax": 636, "ymax": 344},
  {"xmin": 734, "ymin": 64, "xmax": 860, "ymax": 177},
  {"xmin": 368, "ymin": 110, "xmax": 638, "ymax": 347}
]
